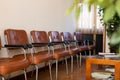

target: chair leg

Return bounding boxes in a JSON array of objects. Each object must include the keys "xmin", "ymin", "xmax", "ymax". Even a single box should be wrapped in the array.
[
  {"xmin": 65, "ymin": 58, "xmax": 68, "ymax": 75},
  {"xmin": 1, "ymin": 76, "xmax": 5, "ymax": 80},
  {"xmin": 31, "ymin": 65, "xmax": 35, "ymax": 77},
  {"xmin": 71, "ymin": 56, "xmax": 73, "ymax": 73},
  {"xmin": 89, "ymin": 50, "xmax": 91, "ymax": 56},
  {"xmin": 48, "ymin": 61, "xmax": 52, "ymax": 80},
  {"xmin": 56, "ymin": 60, "xmax": 58, "ymax": 80},
  {"xmin": 23, "ymin": 69, "xmax": 27, "ymax": 80},
  {"xmin": 85, "ymin": 51, "xmax": 87, "ymax": 57},
  {"xmin": 1, "ymin": 78, "xmax": 5, "ymax": 80},
  {"xmin": 79, "ymin": 53, "xmax": 82, "ymax": 67},
  {"xmin": 6, "ymin": 74, "xmax": 10, "ymax": 80},
  {"xmin": 93, "ymin": 49, "xmax": 95, "ymax": 55},
  {"xmin": 35, "ymin": 65, "xmax": 39, "ymax": 80},
  {"xmin": 76, "ymin": 54, "xmax": 79, "ymax": 67}
]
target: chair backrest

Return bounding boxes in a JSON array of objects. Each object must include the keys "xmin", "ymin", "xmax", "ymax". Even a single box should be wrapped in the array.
[
  {"xmin": 48, "ymin": 31, "xmax": 62, "ymax": 42},
  {"xmin": 30, "ymin": 31, "xmax": 49, "ymax": 43},
  {"xmin": 4, "ymin": 29, "xmax": 29, "ymax": 45},
  {"xmin": 61, "ymin": 32, "xmax": 73, "ymax": 42},
  {"xmin": 86, "ymin": 58, "xmax": 120, "ymax": 80},
  {"xmin": 74, "ymin": 32, "xmax": 83, "ymax": 41}
]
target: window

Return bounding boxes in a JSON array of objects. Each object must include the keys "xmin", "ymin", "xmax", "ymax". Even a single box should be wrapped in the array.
[{"xmin": 77, "ymin": 4, "xmax": 103, "ymax": 34}]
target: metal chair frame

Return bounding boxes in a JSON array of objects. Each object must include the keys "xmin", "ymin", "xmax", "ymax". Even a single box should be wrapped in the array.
[
  {"xmin": 1, "ymin": 40, "xmax": 29, "ymax": 80},
  {"xmin": 30, "ymin": 31, "xmax": 53, "ymax": 80},
  {"xmin": 60, "ymin": 32, "xmax": 80, "ymax": 73},
  {"xmin": 48, "ymin": 31, "xmax": 70, "ymax": 80}
]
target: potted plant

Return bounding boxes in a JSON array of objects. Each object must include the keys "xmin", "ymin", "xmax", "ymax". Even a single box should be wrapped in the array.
[
  {"xmin": 105, "ymin": 12, "xmax": 120, "ymax": 53},
  {"xmin": 66, "ymin": 0, "xmax": 120, "ymax": 53}
]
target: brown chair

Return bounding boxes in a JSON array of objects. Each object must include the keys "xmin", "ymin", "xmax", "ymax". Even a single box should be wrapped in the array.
[
  {"xmin": 30, "ymin": 30, "xmax": 53, "ymax": 80},
  {"xmin": 1, "ymin": 29, "xmax": 30, "ymax": 80},
  {"xmin": 73, "ymin": 32, "xmax": 89, "ymax": 66},
  {"xmin": 48, "ymin": 31, "xmax": 70, "ymax": 80},
  {"xmin": 61, "ymin": 32, "xmax": 79, "ymax": 73},
  {"xmin": 86, "ymin": 39, "xmax": 96, "ymax": 55},
  {"xmin": 86, "ymin": 58, "xmax": 120, "ymax": 80},
  {"xmin": 74, "ymin": 32, "xmax": 95, "ymax": 56}
]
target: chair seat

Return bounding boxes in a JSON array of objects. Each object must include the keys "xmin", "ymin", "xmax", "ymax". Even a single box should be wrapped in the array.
[
  {"xmin": 78, "ymin": 46, "xmax": 88, "ymax": 51},
  {"xmin": 69, "ymin": 47, "xmax": 79, "ymax": 55},
  {"xmin": 28, "ymin": 51, "xmax": 53, "ymax": 64},
  {"xmin": 88, "ymin": 45, "xmax": 95, "ymax": 50},
  {"xmin": 53, "ymin": 49, "xmax": 70, "ymax": 59},
  {"xmin": 0, "ymin": 56, "xmax": 29, "ymax": 75},
  {"xmin": 0, "ymin": 58, "xmax": 12, "ymax": 61}
]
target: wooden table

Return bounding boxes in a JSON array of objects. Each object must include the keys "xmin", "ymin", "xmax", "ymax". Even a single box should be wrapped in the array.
[{"xmin": 86, "ymin": 57, "xmax": 120, "ymax": 80}]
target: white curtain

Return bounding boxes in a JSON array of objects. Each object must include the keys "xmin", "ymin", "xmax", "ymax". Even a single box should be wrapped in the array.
[{"xmin": 77, "ymin": 4, "xmax": 103, "ymax": 34}]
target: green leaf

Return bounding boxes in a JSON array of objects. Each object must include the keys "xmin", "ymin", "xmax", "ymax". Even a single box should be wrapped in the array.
[
  {"xmin": 118, "ymin": 45, "xmax": 120, "ymax": 54},
  {"xmin": 110, "ymin": 29, "xmax": 120, "ymax": 46},
  {"xmin": 115, "ymin": 0, "xmax": 120, "ymax": 17},
  {"xmin": 84, "ymin": 0, "xmax": 96, "ymax": 9},
  {"xmin": 83, "ymin": 0, "xmax": 90, "ymax": 4},
  {"xmin": 65, "ymin": 0, "xmax": 80, "ymax": 16},
  {"xmin": 75, "ymin": 0, "xmax": 80, "ymax": 5},
  {"xmin": 103, "ymin": 5, "xmax": 115, "ymax": 22},
  {"xmin": 65, "ymin": 3, "xmax": 75, "ymax": 16},
  {"xmin": 84, "ymin": 0, "xmax": 96, "ymax": 4},
  {"xmin": 75, "ymin": 6, "xmax": 81, "ymax": 20},
  {"xmin": 97, "ymin": 0, "xmax": 104, "ymax": 3},
  {"xmin": 96, "ymin": 0, "xmax": 113, "ymax": 8}
]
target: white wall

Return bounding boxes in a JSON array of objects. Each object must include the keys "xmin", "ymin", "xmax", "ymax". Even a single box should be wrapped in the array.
[{"xmin": 0, "ymin": 0, "xmax": 76, "ymax": 57}]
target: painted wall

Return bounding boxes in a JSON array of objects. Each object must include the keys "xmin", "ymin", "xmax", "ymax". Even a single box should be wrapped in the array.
[{"xmin": 0, "ymin": 0, "xmax": 76, "ymax": 57}]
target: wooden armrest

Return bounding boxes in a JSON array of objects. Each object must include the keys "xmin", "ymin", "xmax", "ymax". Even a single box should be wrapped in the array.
[
  {"xmin": 4, "ymin": 44, "xmax": 28, "ymax": 49},
  {"xmin": 51, "ymin": 41, "xmax": 66, "ymax": 45},
  {"xmin": 32, "ymin": 43, "xmax": 53, "ymax": 47}
]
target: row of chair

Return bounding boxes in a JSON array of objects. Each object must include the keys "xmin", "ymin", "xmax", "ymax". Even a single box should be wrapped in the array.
[{"xmin": 0, "ymin": 29, "xmax": 95, "ymax": 80}]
